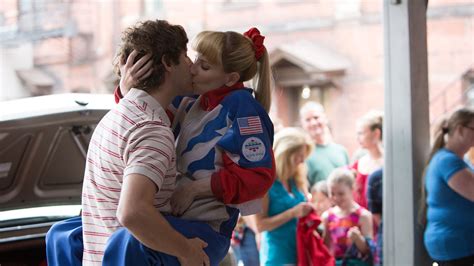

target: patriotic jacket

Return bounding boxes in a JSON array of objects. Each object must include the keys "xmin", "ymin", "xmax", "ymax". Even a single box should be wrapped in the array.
[{"xmin": 115, "ymin": 83, "xmax": 276, "ymax": 233}]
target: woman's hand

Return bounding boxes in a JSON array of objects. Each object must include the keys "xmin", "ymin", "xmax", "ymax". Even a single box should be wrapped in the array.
[
  {"xmin": 119, "ymin": 50, "xmax": 153, "ymax": 96},
  {"xmin": 170, "ymin": 178, "xmax": 213, "ymax": 216},
  {"xmin": 291, "ymin": 202, "xmax": 313, "ymax": 218},
  {"xmin": 170, "ymin": 181, "xmax": 196, "ymax": 216}
]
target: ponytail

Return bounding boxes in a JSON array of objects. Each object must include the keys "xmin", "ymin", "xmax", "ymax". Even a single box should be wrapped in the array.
[
  {"xmin": 427, "ymin": 119, "xmax": 448, "ymax": 162},
  {"xmin": 253, "ymin": 49, "xmax": 272, "ymax": 112}
]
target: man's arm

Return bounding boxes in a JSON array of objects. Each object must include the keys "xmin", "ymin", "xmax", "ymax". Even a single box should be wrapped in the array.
[{"xmin": 117, "ymin": 173, "xmax": 209, "ymax": 265}]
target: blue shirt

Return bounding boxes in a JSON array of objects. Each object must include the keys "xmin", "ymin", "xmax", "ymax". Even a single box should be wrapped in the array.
[
  {"xmin": 367, "ymin": 168, "xmax": 383, "ymax": 266},
  {"xmin": 260, "ymin": 179, "xmax": 306, "ymax": 266},
  {"xmin": 424, "ymin": 148, "xmax": 474, "ymax": 261}
]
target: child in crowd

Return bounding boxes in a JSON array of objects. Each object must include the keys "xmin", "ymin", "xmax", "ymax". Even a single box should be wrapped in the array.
[
  {"xmin": 322, "ymin": 168, "xmax": 374, "ymax": 266},
  {"xmin": 351, "ymin": 110, "xmax": 384, "ymax": 209},
  {"xmin": 311, "ymin": 180, "xmax": 333, "ymax": 216}
]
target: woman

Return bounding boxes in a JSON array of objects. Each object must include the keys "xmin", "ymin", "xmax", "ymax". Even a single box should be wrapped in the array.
[
  {"xmin": 351, "ymin": 110, "xmax": 384, "ymax": 209},
  {"xmin": 255, "ymin": 127, "xmax": 314, "ymax": 265},
  {"xmin": 423, "ymin": 107, "xmax": 474, "ymax": 266},
  {"xmin": 113, "ymin": 27, "xmax": 275, "ymax": 265}
]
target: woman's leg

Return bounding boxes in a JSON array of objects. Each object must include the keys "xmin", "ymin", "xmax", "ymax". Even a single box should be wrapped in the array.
[
  {"xmin": 239, "ymin": 228, "xmax": 260, "ymax": 266},
  {"xmin": 102, "ymin": 215, "xmax": 231, "ymax": 266},
  {"xmin": 45, "ymin": 216, "xmax": 83, "ymax": 266}
]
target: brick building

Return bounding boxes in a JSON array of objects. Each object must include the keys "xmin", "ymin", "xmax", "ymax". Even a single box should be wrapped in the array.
[{"xmin": 1, "ymin": 0, "xmax": 472, "ymax": 155}]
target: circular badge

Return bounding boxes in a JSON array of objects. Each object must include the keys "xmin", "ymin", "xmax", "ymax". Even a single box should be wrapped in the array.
[{"xmin": 242, "ymin": 137, "xmax": 266, "ymax": 162}]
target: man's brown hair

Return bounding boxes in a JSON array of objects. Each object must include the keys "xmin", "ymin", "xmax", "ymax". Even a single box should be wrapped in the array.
[{"xmin": 114, "ymin": 20, "xmax": 188, "ymax": 91}]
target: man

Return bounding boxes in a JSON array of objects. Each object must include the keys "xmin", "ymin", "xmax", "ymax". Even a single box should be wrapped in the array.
[
  {"xmin": 47, "ymin": 20, "xmax": 209, "ymax": 266},
  {"xmin": 300, "ymin": 101, "xmax": 349, "ymax": 188}
]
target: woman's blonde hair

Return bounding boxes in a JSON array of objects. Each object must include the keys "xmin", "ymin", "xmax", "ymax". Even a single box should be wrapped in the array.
[
  {"xmin": 327, "ymin": 168, "xmax": 355, "ymax": 190},
  {"xmin": 357, "ymin": 110, "xmax": 384, "ymax": 140},
  {"xmin": 192, "ymin": 30, "xmax": 272, "ymax": 112},
  {"xmin": 273, "ymin": 127, "xmax": 314, "ymax": 192}
]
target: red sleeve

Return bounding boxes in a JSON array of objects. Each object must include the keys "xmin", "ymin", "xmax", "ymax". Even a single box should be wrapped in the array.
[
  {"xmin": 114, "ymin": 85, "xmax": 123, "ymax": 104},
  {"xmin": 211, "ymin": 151, "xmax": 276, "ymax": 204}
]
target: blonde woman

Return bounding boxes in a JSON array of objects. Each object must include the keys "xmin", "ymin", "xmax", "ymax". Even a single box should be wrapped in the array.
[
  {"xmin": 255, "ymin": 127, "xmax": 314, "ymax": 265},
  {"xmin": 115, "ymin": 26, "xmax": 275, "ymax": 265}
]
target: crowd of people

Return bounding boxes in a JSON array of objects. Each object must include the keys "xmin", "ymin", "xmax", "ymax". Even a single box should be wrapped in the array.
[
  {"xmin": 43, "ymin": 19, "xmax": 473, "ymax": 266},
  {"xmin": 230, "ymin": 105, "xmax": 473, "ymax": 266},
  {"xmin": 230, "ymin": 103, "xmax": 386, "ymax": 266}
]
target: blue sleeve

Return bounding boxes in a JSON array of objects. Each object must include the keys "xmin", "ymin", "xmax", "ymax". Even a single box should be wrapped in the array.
[
  {"xmin": 210, "ymin": 91, "xmax": 275, "ymax": 204},
  {"xmin": 216, "ymin": 94, "xmax": 274, "ymax": 169},
  {"xmin": 438, "ymin": 151, "xmax": 468, "ymax": 183}
]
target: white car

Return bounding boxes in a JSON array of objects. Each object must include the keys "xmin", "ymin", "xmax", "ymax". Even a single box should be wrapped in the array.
[{"xmin": 0, "ymin": 93, "xmax": 114, "ymax": 265}]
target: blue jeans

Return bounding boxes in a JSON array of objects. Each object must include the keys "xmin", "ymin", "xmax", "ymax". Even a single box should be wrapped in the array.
[{"xmin": 232, "ymin": 228, "xmax": 259, "ymax": 266}]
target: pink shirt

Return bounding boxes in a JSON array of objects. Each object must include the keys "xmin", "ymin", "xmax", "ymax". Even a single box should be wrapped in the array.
[{"xmin": 81, "ymin": 89, "xmax": 176, "ymax": 265}]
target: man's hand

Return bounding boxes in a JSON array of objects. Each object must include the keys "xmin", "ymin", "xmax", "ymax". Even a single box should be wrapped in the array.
[
  {"xmin": 178, "ymin": 238, "xmax": 210, "ymax": 266},
  {"xmin": 119, "ymin": 50, "xmax": 153, "ymax": 95}
]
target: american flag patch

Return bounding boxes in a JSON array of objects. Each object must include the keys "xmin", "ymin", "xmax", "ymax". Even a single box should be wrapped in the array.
[{"xmin": 237, "ymin": 116, "xmax": 263, "ymax": 135}]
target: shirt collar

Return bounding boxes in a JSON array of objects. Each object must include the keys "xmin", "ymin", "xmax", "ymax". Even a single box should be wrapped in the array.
[
  {"xmin": 199, "ymin": 82, "xmax": 245, "ymax": 111},
  {"xmin": 126, "ymin": 88, "xmax": 171, "ymax": 127}
]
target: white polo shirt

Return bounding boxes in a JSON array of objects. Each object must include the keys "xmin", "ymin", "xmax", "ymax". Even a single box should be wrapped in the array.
[{"xmin": 81, "ymin": 89, "xmax": 176, "ymax": 265}]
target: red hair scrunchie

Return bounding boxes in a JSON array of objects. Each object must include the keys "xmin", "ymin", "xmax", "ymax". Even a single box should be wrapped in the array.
[{"xmin": 244, "ymin": 27, "xmax": 265, "ymax": 60}]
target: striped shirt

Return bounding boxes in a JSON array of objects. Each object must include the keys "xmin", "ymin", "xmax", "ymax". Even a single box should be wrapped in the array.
[{"xmin": 81, "ymin": 89, "xmax": 176, "ymax": 265}]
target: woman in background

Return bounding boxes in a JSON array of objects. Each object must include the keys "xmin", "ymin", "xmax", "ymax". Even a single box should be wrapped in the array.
[
  {"xmin": 351, "ymin": 110, "xmax": 384, "ymax": 209},
  {"xmin": 423, "ymin": 107, "xmax": 474, "ymax": 266},
  {"xmin": 255, "ymin": 127, "xmax": 314, "ymax": 265}
]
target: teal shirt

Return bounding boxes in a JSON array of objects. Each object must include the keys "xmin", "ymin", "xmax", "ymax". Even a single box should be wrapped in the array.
[
  {"xmin": 260, "ymin": 179, "xmax": 306, "ymax": 266},
  {"xmin": 306, "ymin": 143, "xmax": 349, "ymax": 187}
]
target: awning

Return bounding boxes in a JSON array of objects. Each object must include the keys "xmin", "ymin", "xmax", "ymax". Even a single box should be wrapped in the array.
[
  {"xmin": 270, "ymin": 40, "xmax": 351, "ymax": 74},
  {"xmin": 269, "ymin": 40, "xmax": 351, "ymax": 87}
]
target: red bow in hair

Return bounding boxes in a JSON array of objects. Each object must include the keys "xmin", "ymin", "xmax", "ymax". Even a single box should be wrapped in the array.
[{"xmin": 244, "ymin": 27, "xmax": 265, "ymax": 60}]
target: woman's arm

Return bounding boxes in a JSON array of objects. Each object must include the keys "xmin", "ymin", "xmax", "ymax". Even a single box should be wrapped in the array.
[
  {"xmin": 448, "ymin": 169, "xmax": 474, "ymax": 201},
  {"xmin": 114, "ymin": 50, "xmax": 153, "ymax": 103},
  {"xmin": 242, "ymin": 215, "xmax": 258, "ymax": 234},
  {"xmin": 254, "ymin": 195, "xmax": 312, "ymax": 233},
  {"xmin": 211, "ymin": 150, "xmax": 275, "ymax": 205}
]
